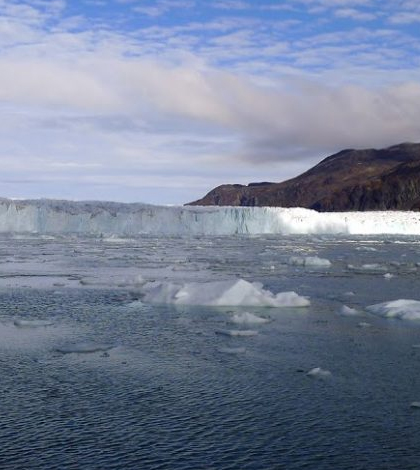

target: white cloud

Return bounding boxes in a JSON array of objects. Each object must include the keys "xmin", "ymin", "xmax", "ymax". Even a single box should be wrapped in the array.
[
  {"xmin": 0, "ymin": 0, "xmax": 418, "ymax": 203},
  {"xmin": 211, "ymin": 1, "xmax": 249, "ymax": 9},
  {"xmin": 389, "ymin": 12, "xmax": 420, "ymax": 24},
  {"xmin": 133, "ymin": 0, "xmax": 194, "ymax": 17},
  {"xmin": 335, "ymin": 8, "xmax": 376, "ymax": 21}
]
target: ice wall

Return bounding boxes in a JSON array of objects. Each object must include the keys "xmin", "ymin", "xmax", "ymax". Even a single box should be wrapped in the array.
[{"xmin": 0, "ymin": 198, "xmax": 420, "ymax": 236}]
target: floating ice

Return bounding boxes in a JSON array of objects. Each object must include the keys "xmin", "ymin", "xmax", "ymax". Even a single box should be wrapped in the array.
[
  {"xmin": 14, "ymin": 319, "xmax": 54, "ymax": 328},
  {"xmin": 337, "ymin": 305, "xmax": 360, "ymax": 316},
  {"xmin": 0, "ymin": 320, "xmax": 70, "ymax": 352},
  {"xmin": 358, "ymin": 322, "xmax": 372, "ymax": 328},
  {"xmin": 366, "ymin": 299, "xmax": 420, "ymax": 320},
  {"xmin": 288, "ymin": 256, "xmax": 331, "ymax": 267},
  {"xmin": 140, "ymin": 279, "xmax": 310, "ymax": 307},
  {"xmin": 56, "ymin": 342, "xmax": 113, "ymax": 354},
  {"xmin": 384, "ymin": 273, "xmax": 394, "ymax": 280},
  {"xmin": 0, "ymin": 199, "xmax": 420, "ymax": 235},
  {"xmin": 118, "ymin": 274, "xmax": 147, "ymax": 288},
  {"xmin": 216, "ymin": 329, "xmax": 258, "ymax": 337},
  {"xmin": 218, "ymin": 347, "xmax": 246, "ymax": 354},
  {"xmin": 307, "ymin": 367, "xmax": 332, "ymax": 379},
  {"xmin": 230, "ymin": 312, "xmax": 270, "ymax": 325},
  {"xmin": 348, "ymin": 263, "xmax": 387, "ymax": 272},
  {"xmin": 410, "ymin": 402, "xmax": 420, "ymax": 409},
  {"xmin": 363, "ymin": 264, "xmax": 387, "ymax": 271}
]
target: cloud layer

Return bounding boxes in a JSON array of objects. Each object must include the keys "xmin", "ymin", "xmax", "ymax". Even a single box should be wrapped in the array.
[{"xmin": 0, "ymin": 0, "xmax": 419, "ymax": 203}]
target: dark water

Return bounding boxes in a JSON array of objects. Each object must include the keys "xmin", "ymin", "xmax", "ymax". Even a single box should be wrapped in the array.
[{"xmin": 1, "ymin": 235, "xmax": 420, "ymax": 469}]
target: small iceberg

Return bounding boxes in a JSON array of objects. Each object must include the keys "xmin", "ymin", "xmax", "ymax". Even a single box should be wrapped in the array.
[
  {"xmin": 358, "ymin": 322, "xmax": 372, "ymax": 328},
  {"xmin": 14, "ymin": 319, "xmax": 54, "ymax": 328},
  {"xmin": 410, "ymin": 402, "xmax": 420, "ymax": 409},
  {"xmin": 140, "ymin": 279, "xmax": 310, "ymax": 307},
  {"xmin": 56, "ymin": 342, "xmax": 113, "ymax": 354},
  {"xmin": 366, "ymin": 299, "xmax": 420, "ymax": 321},
  {"xmin": 337, "ymin": 305, "xmax": 360, "ymax": 316},
  {"xmin": 216, "ymin": 329, "xmax": 258, "ymax": 337},
  {"xmin": 307, "ymin": 367, "xmax": 332, "ymax": 379},
  {"xmin": 230, "ymin": 312, "xmax": 269, "ymax": 325},
  {"xmin": 288, "ymin": 256, "xmax": 331, "ymax": 268},
  {"xmin": 347, "ymin": 263, "xmax": 387, "ymax": 273}
]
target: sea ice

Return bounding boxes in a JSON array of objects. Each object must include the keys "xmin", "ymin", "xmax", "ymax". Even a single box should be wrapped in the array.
[
  {"xmin": 366, "ymin": 299, "xmax": 420, "ymax": 320},
  {"xmin": 230, "ymin": 312, "xmax": 270, "ymax": 325},
  {"xmin": 140, "ymin": 279, "xmax": 310, "ymax": 307},
  {"xmin": 288, "ymin": 256, "xmax": 331, "ymax": 267},
  {"xmin": 306, "ymin": 367, "xmax": 332, "ymax": 379}
]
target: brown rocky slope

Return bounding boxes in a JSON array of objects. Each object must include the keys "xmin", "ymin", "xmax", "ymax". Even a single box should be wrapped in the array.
[{"xmin": 188, "ymin": 143, "xmax": 420, "ymax": 211}]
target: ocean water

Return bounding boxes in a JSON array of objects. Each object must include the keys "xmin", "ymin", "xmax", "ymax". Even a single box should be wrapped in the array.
[{"xmin": 1, "ymin": 234, "xmax": 420, "ymax": 469}]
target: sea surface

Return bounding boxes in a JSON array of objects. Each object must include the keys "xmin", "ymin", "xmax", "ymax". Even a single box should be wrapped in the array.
[{"xmin": 1, "ymin": 234, "xmax": 420, "ymax": 469}]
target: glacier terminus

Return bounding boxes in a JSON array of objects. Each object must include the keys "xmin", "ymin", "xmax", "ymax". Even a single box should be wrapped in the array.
[{"xmin": 0, "ymin": 198, "xmax": 420, "ymax": 236}]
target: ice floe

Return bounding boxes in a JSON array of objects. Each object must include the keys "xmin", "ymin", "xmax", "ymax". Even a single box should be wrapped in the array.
[
  {"xmin": 306, "ymin": 367, "xmax": 332, "ymax": 379},
  {"xmin": 140, "ymin": 279, "xmax": 310, "ymax": 307},
  {"xmin": 216, "ymin": 329, "xmax": 258, "ymax": 337},
  {"xmin": 230, "ymin": 312, "xmax": 270, "ymax": 325},
  {"xmin": 347, "ymin": 263, "xmax": 387, "ymax": 272},
  {"xmin": 288, "ymin": 256, "xmax": 331, "ymax": 268},
  {"xmin": 366, "ymin": 299, "xmax": 420, "ymax": 320}
]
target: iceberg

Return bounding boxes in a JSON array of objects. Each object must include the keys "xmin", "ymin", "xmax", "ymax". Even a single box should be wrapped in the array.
[
  {"xmin": 140, "ymin": 279, "xmax": 310, "ymax": 307},
  {"xmin": 0, "ymin": 198, "xmax": 419, "ymax": 235},
  {"xmin": 366, "ymin": 299, "xmax": 420, "ymax": 320}
]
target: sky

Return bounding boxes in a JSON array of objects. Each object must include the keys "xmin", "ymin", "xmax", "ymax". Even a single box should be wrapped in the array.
[{"xmin": 0, "ymin": 0, "xmax": 419, "ymax": 204}]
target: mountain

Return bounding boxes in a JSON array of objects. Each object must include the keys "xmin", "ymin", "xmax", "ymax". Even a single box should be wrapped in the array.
[{"xmin": 188, "ymin": 143, "xmax": 420, "ymax": 211}]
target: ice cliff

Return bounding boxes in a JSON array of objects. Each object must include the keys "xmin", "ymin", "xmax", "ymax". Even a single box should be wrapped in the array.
[{"xmin": 1, "ymin": 198, "xmax": 420, "ymax": 236}]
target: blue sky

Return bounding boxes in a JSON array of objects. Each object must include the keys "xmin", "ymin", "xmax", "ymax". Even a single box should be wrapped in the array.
[{"xmin": 0, "ymin": 0, "xmax": 419, "ymax": 204}]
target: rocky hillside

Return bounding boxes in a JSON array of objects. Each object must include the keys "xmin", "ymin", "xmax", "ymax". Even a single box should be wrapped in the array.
[{"xmin": 188, "ymin": 143, "xmax": 420, "ymax": 211}]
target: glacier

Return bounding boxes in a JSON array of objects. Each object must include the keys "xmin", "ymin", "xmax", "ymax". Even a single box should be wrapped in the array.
[{"xmin": 1, "ymin": 198, "xmax": 420, "ymax": 236}]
